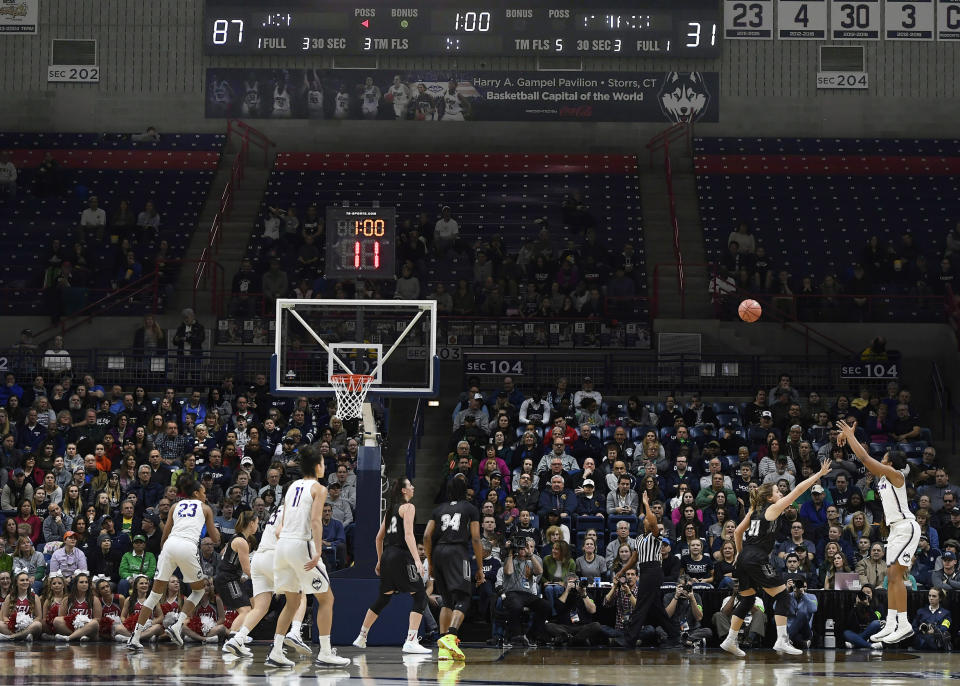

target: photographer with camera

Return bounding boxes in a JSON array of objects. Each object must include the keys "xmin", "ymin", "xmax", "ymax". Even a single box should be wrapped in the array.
[
  {"xmin": 543, "ymin": 573, "xmax": 603, "ymax": 646},
  {"xmin": 500, "ymin": 534, "xmax": 550, "ymax": 647},
  {"xmin": 603, "ymin": 567, "xmax": 639, "ymax": 632},
  {"xmin": 912, "ymin": 587, "xmax": 953, "ymax": 651},
  {"xmin": 842, "ymin": 584, "xmax": 883, "ymax": 649},
  {"xmin": 785, "ymin": 576, "xmax": 818, "ymax": 648},
  {"xmin": 664, "ymin": 574, "xmax": 712, "ymax": 650}
]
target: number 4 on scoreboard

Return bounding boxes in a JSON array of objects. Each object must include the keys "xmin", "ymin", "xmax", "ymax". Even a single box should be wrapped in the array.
[{"xmin": 777, "ymin": 0, "xmax": 828, "ymax": 38}]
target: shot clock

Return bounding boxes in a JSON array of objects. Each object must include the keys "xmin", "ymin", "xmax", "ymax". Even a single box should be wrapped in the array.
[
  {"xmin": 204, "ymin": 0, "xmax": 720, "ymax": 57},
  {"xmin": 325, "ymin": 207, "xmax": 397, "ymax": 279}
]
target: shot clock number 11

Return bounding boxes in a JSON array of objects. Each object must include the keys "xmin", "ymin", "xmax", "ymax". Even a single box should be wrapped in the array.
[
  {"xmin": 325, "ymin": 206, "xmax": 397, "ymax": 279},
  {"xmin": 353, "ymin": 218, "xmax": 385, "ymax": 269}
]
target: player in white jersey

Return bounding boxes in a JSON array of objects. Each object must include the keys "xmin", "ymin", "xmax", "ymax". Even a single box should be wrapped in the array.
[
  {"xmin": 360, "ymin": 77, "xmax": 381, "ymax": 119},
  {"xmin": 304, "ymin": 69, "xmax": 324, "ymax": 119},
  {"xmin": 440, "ymin": 79, "xmax": 469, "ymax": 121},
  {"xmin": 241, "ymin": 75, "xmax": 261, "ymax": 117},
  {"xmin": 128, "ymin": 478, "xmax": 219, "ymax": 650},
  {"xmin": 222, "ymin": 498, "xmax": 309, "ymax": 659},
  {"xmin": 272, "ymin": 75, "xmax": 292, "ymax": 118},
  {"xmin": 838, "ymin": 420, "xmax": 920, "ymax": 645},
  {"xmin": 334, "ymin": 84, "xmax": 351, "ymax": 119},
  {"xmin": 387, "ymin": 76, "xmax": 411, "ymax": 120},
  {"xmin": 268, "ymin": 445, "xmax": 349, "ymax": 669},
  {"xmin": 209, "ymin": 74, "xmax": 234, "ymax": 116}
]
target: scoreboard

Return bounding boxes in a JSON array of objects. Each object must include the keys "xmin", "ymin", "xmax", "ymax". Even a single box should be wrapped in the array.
[{"xmin": 203, "ymin": 0, "xmax": 721, "ymax": 56}]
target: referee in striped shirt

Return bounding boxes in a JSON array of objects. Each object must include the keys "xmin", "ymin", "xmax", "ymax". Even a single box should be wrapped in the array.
[{"xmin": 613, "ymin": 491, "xmax": 681, "ymax": 648}]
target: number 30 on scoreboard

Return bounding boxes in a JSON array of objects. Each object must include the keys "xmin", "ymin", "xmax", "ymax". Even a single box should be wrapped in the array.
[{"xmin": 777, "ymin": 0, "xmax": 829, "ymax": 38}]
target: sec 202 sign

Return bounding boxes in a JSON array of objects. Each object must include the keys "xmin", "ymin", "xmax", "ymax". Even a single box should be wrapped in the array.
[{"xmin": 48, "ymin": 65, "xmax": 100, "ymax": 83}]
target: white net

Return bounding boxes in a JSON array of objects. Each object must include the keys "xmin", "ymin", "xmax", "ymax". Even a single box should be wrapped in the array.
[{"xmin": 330, "ymin": 374, "xmax": 375, "ymax": 420}]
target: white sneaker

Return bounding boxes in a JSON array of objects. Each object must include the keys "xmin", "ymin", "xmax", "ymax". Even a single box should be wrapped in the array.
[
  {"xmin": 773, "ymin": 638, "xmax": 803, "ymax": 655},
  {"xmin": 869, "ymin": 622, "xmax": 894, "ymax": 642},
  {"xmin": 265, "ymin": 650, "xmax": 295, "ymax": 668},
  {"xmin": 223, "ymin": 638, "xmax": 253, "ymax": 658},
  {"xmin": 315, "ymin": 649, "xmax": 351, "ymax": 667},
  {"xmin": 720, "ymin": 637, "xmax": 745, "ymax": 657},
  {"xmin": 844, "ymin": 642, "xmax": 854, "ymax": 649},
  {"xmin": 870, "ymin": 642, "xmax": 883, "ymax": 650},
  {"xmin": 166, "ymin": 623, "xmax": 184, "ymax": 647},
  {"xmin": 352, "ymin": 634, "xmax": 367, "ymax": 649},
  {"xmin": 126, "ymin": 636, "xmax": 144, "ymax": 651},
  {"xmin": 55, "ymin": 634, "xmax": 69, "ymax": 642},
  {"xmin": 284, "ymin": 632, "xmax": 313, "ymax": 656},
  {"xmin": 881, "ymin": 621, "xmax": 914, "ymax": 645},
  {"xmin": 402, "ymin": 639, "xmax": 432, "ymax": 654}
]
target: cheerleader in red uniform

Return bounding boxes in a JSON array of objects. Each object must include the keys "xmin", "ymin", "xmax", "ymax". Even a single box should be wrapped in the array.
[
  {"xmin": 121, "ymin": 575, "xmax": 163, "ymax": 642},
  {"xmin": 182, "ymin": 578, "xmax": 228, "ymax": 644},
  {"xmin": 95, "ymin": 576, "xmax": 130, "ymax": 642},
  {"xmin": 54, "ymin": 570, "xmax": 101, "ymax": 642},
  {"xmin": 0, "ymin": 571, "xmax": 42, "ymax": 640},
  {"xmin": 159, "ymin": 576, "xmax": 183, "ymax": 631},
  {"xmin": 40, "ymin": 571, "xmax": 67, "ymax": 638}
]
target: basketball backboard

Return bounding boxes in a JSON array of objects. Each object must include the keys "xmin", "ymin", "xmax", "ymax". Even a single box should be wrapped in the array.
[{"xmin": 271, "ymin": 298, "xmax": 438, "ymax": 398}]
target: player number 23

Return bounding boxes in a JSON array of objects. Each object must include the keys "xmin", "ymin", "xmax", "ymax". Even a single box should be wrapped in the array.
[{"xmin": 176, "ymin": 502, "xmax": 198, "ymax": 518}]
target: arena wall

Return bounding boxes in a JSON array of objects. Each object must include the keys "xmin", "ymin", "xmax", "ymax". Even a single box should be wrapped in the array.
[{"xmin": 0, "ymin": 0, "xmax": 957, "ymax": 146}]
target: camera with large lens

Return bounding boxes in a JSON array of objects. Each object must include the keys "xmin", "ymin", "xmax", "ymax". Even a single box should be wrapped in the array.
[
  {"xmin": 511, "ymin": 535, "xmax": 528, "ymax": 550},
  {"xmin": 919, "ymin": 623, "xmax": 931, "ymax": 633}
]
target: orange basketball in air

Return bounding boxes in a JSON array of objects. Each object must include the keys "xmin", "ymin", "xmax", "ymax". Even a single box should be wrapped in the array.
[{"xmin": 738, "ymin": 299, "xmax": 762, "ymax": 323}]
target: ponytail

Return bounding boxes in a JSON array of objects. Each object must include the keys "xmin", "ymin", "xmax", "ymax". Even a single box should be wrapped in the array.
[{"xmin": 750, "ymin": 483, "xmax": 775, "ymax": 511}]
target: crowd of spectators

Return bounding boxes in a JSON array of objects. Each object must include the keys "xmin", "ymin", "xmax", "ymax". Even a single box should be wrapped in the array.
[
  {"xmin": 234, "ymin": 201, "xmax": 644, "ymax": 321},
  {"xmin": 433, "ymin": 372, "xmax": 954, "ymax": 650},
  {"xmin": 712, "ymin": 222, "xmax": 960, "ymax": 320},
  {"xmin": 0, "ymin": 364, "xmax": 363, "ymax": 640}
]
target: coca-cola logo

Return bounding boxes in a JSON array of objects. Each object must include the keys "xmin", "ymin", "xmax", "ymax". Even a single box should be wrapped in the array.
[{"xmin": 559, "ymin": 105, "xmax": 593, "ymax": 118}]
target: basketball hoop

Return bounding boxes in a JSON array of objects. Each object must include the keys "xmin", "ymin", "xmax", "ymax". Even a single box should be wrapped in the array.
[{"xmin": 329, "ymin": 373, "xmax": 375, "ymax": 420}]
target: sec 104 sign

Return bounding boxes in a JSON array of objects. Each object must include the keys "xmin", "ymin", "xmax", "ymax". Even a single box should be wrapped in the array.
[
  {"xmin": 465, "ymin": 358, "xmax": 525, "ymax": 375},
  {"xmin": 840, "ymin": 361, "xmax": 899, "ymax": 378}
]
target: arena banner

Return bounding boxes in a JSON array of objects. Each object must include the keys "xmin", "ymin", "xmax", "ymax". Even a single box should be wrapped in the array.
[
  {"xmin": 0, "ymin": 0, "xmax": 38, "ymax": 33},
  {"xmin": 205, "ymin": 68, "xmax": 719, "ymax": 123}
]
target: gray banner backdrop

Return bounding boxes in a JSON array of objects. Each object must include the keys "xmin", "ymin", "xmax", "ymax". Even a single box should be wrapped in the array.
[{"xmin": 206, "ymin": 68, "xmax": 719, "ymax": 123}]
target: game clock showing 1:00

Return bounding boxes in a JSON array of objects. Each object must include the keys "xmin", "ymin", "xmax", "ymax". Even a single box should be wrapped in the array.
[
  {"xmin": 325, "ymin": 207, "xmax": 397, "ymax": 280},
  {"xmin": 203, "ymin": 0, "xmax": 720, "ymax": 56}
]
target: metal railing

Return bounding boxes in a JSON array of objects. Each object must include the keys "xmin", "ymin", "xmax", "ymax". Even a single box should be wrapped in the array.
[
  {"xmin": 646, "ymin": 122, "xmax": 692, "ymax": 306},
  {"xmin": 195, "ymin": 120, "xmax": 276, "ymax": 289},
  {"xmin": 25, "ymin": 259, "xmax": 225, "ymax": 344}
]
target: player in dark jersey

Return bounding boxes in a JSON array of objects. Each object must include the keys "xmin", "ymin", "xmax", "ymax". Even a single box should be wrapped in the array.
[
  {"xmin": 721, "ymin": 459, "xmax": 831, "ymax": 658},
  {"xmin": 423, "ymin": 476, "xmax": 484, "ymax": 661},
  {"xmin": 352, "ymin": 477, "xmax": 431, "ymax": 654},
  {"xmin": 214, "ymin": 509, "xmax": 258, "ymax": 635}
]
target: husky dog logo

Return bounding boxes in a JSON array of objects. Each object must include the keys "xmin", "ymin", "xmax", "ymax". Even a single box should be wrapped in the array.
[{"xmin": 658, "ymin": 72, "xmax": 710, "ymax": 124}]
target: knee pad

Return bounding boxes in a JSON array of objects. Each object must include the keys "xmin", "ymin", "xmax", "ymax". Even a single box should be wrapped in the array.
[
  {"xmin": 452, "ymin": 591, "xmax": 470, "ymax": 615},
  {"xmin": 143, "ymin": 591, "xmax": 162, "ymax": 611},
  {"xmin": 187, "ymin": 588, "xmax": 206, "ymax": 607},
  {"xmin": 772, "ymin": 589, "xmax": 790, "ymax": 617},
  {"xmin": 732, "ymin": 594, "xmax": 754, "ymax": 620},
  {"xmin": 411, "ymin": 587, "xmax": 428, "ymax": 614},
  {"xmin": 369, "ymin": 592, "xmax": 392, "ymax": 615}
]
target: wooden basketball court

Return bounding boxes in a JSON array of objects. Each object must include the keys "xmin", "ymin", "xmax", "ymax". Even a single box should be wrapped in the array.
[{"xmin": 0, "ymin": 643, "xmax": 951, "ymax": 685}]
